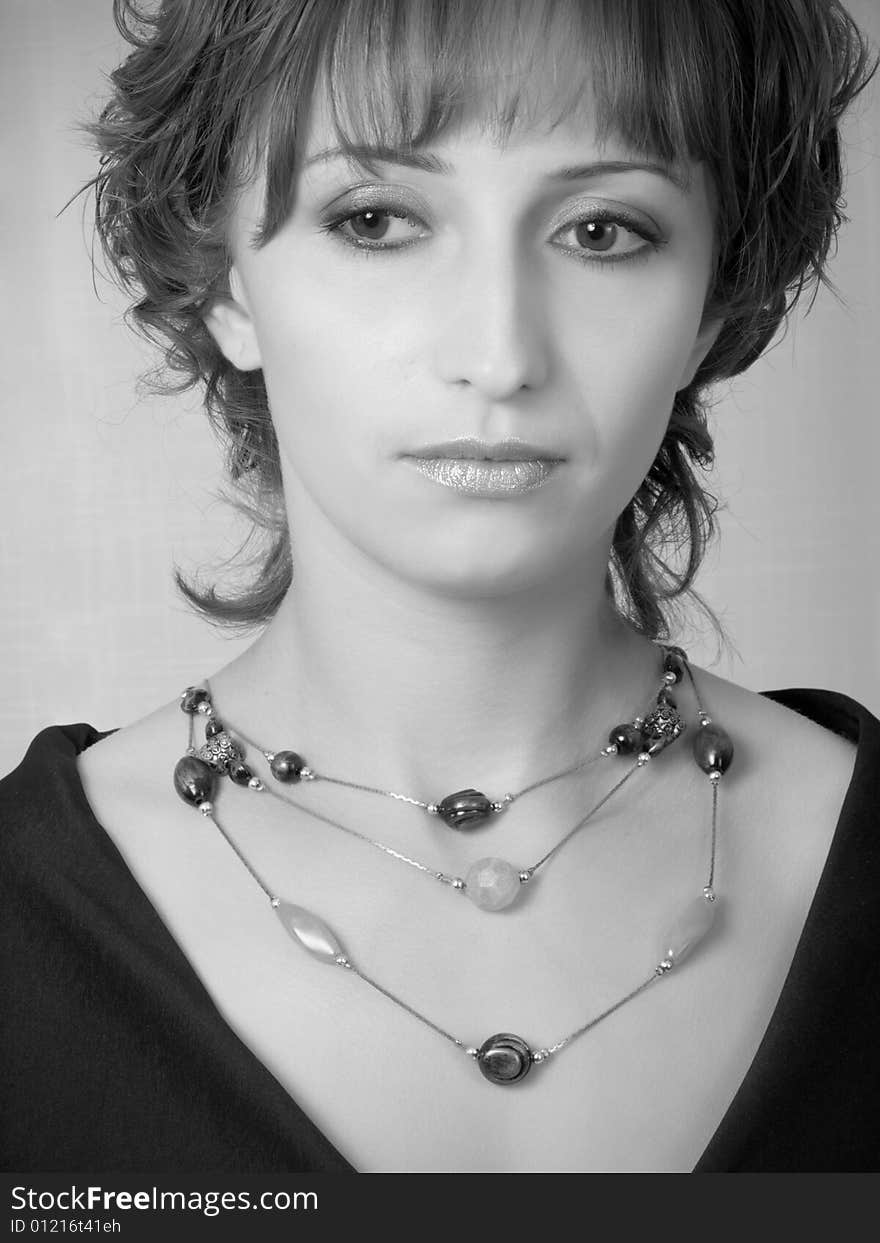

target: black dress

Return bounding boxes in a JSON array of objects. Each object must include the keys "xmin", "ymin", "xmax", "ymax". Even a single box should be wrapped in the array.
[{"xmin": 1, "ymin": 690, "xmax": 878, "ymax": 1172}]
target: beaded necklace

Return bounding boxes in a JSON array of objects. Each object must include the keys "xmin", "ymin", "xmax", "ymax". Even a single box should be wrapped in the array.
[{"xmin": 173, "ymin": 647, "xmax": 734, "ymax": 1085}]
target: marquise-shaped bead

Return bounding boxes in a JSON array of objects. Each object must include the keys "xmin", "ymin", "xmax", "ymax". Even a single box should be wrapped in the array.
[
  {"xmin": 274, "ymin": 901, "xmax": 346, "ymax": 962},
  {"xmin": 663, "ymin": 896, "xmax": 718, "ymax": 965}
]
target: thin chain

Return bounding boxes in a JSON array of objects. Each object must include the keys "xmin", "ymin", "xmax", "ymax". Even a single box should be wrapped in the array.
[
  {"xmin": 220, "ymin": 736, "xmax": 649, "ymax": 891},
  {"xmin": 206, "ymin": 684, "xmax": 652, "ymax": 813},
  {"xmin": 528, "ymin": 760, "xmax": 644, "ymax": 873},
  {"xmin": 260, "ymin": 784, "xmax": 440, "ymax": 878},
  {"xmin": 546, "ymin": 973, "xmax": 660, "ymax": 1055},
  {"xmin": 184, "ymin": 648, "xmax": 727, "ymax": 1078}
]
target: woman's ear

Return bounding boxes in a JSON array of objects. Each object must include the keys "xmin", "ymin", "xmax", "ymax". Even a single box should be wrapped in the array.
[
  {"xmin": 678, "ymin": 314, "xmax": 724, "ymax": 389},
  {"xmin": 202, "ymin": 266, "xmax": 262, "ymax": 371}
]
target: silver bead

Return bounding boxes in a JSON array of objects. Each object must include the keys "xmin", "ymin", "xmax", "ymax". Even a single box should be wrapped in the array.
[
  {"xmin": 703, "ymin": 886, "xmax": 716, "ymax": 902},
  {"xmin": 532, "ymin": 1049, "xmax": 549, "ymax": 1064},
  {"xmin": 451, "ymin": 878, "xmax": 466, "ymax": 891},
  {"xmin": 197, "ymin": 702, "xmax": 212, "ymax": 715},
  {"xmin": 465, "ymin": 1047, "xmax": 479, "ymax": 1059},
  {"xmin": 198, "ymin": 800, "xmax": 213, "ymax": 816},
  {"xmin": 664, "ymin": 670, "xmax": 678, "ymax": 684},
  {"xmin": 248, "ymin": 777, "xmax": 263, "ymax": 790},
  {"xmin": 708, "ymin": 770, "xmax": 722, "ymax": 783},
  {"xmin": 334, "ymin": 954, "xmax": 352, "ymax": 968},
  {"xmin": 637, "ymin": 752, "xmax": 651, "ymax": 766},
  {"xmin": 699, "ymin": 714, "xmax": 713, "ymax": 726},
  {"xmin": 656, "ymin": 958, "xmax": 674, "ymax": 974},
  {"xmin": 633, "ymin": 716, "xmax": 644, "ymax": 728},
  {"xmin": 492, "ymin": 802, "xmax": 506, "ymax": 814},
  {"xmin": 264, "ymin": 752, "xmax": 275, "ymax": 763},
  {"xmin": 300, "ymin": 767, "xmax": 315, "ymax": 780},
  {"xmin": 602, "ymin": 744, "xmax": 618, "ymax": 757},
  {"xmin": 270, "ymin": 897, "xmax": 281, "ymax": 908},
  {"xmin": 518, "ymin": 869, "xmax": 533, "ymax": 884},
  {"xmin": 426, "ymin": 804, "xmax": 439, "ymax": 816}
]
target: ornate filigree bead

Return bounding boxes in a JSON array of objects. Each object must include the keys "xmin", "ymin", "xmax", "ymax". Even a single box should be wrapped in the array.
[
  {"xmin": 641, "ymin": 703, "xmax": 685, "ymax": 752},
  {"xmin": 197, "ymin": 730, "xmax": 243, "ymax": 774},
  {"xmin": 436, "ymin": 789, "xmax": 495, "ymax": 829}
]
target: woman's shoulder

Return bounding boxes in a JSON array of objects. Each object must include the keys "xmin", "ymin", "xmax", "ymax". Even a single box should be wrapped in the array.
[
  {"xmin": 0, "ymin": 723, "xmax": 111, "ymax": 856},
  {"xmin": 685, "ymin": 669, "xmax": 870, "ymax": 859}
]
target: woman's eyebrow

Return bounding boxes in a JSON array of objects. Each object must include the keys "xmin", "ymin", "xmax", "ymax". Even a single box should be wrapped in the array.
[{"xmin": 303, "ymin": 144, "xmax": 690, "ymax": 193}]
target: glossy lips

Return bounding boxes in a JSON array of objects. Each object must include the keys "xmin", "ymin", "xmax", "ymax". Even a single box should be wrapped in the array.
[{"xmin": 404, "ymin": 438, "xmax": 563, "ymax": 498}]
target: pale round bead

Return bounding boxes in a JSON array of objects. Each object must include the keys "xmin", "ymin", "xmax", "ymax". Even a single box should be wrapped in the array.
[
  {"xmin": 464, "ymin": 858, "xmax": 523, "ymax": 911},
  {"xmin": 198, "ymin": 800, "xmax": 213, "ymax": 816}
]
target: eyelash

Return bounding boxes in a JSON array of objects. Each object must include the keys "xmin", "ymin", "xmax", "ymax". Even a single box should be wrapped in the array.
[{"xmin": 319, "ymin": 201, "xmax": 665, "ymax": 267}]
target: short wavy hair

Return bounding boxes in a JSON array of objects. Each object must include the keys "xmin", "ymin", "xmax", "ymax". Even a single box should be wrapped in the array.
[{"xmin": 89, "ymin": 0, "xmax": 876, "ymax": 636}]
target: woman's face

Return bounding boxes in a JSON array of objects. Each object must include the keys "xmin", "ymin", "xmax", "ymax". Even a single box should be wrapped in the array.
[{"xmin": 210, "ymin": 88, "xmax": 721, "ymax": 600}]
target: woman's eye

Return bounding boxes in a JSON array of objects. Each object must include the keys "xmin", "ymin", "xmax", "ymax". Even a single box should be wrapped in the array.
[
  {"xmin": 329, "ymin": 207, "xmax": 427, "ymax": 249},
  {"xmin": 553, "ymin": 216, "xmax": 657, "ymax": 262}
]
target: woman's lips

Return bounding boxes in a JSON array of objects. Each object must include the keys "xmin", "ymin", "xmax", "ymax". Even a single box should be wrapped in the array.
[{"xmin": 407, "ymin": 457, "xmax": 558, "ymax": 496}]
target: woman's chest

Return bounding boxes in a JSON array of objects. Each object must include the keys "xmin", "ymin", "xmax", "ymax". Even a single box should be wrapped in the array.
[{"xmin": 78, "ymin": 702, "xmax": 853, "ymax": 1171}]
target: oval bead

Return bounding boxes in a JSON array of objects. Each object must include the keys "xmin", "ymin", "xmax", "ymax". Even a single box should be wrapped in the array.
[
  {"xmin": 274, "ymin": 901, "xmax": 346, "ymax": 962},
  {"xmin": 173, "ymin": 755, "xmax": 217, "ymax": 807},
  {"xmin": 270, "ymin": 750, "xmax": 307, "ymax": 783},
  {"xmin": 436, "ymin": 789, "xmax": 494, "ymax": 829},
  {"xmin": 663, "ymin": 896, "xmax": 718, "ymax": 965},
  {"xmin": 477, "ymin": 1033, "xmax": 533, "ymax": 1085},
  {"xmin": 180, "ymin": 686, "xmax": 210, "ymax": 714},
  {"xmin": 692, "ymin": 724, "xmax": 734, "ymax": 774},
  {"xmin": 464, "ymin": 858, "xmax": 522, "ymax": 911},
  {"xmin": 662, "ymin": 648, "xmax": 688, "ymax": 684},
  {"xmin": 228, "ymin": 761, "xmax": 255, "ymax": 786},
  {"xmin": 609, "ymin": 723, "xmax": 643, "ymax": 755}
]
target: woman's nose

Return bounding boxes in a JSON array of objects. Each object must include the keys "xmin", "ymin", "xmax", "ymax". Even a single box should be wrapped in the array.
[{"xmin": 432, "ymin": 244, "xmax": 550, "ymax": 400}]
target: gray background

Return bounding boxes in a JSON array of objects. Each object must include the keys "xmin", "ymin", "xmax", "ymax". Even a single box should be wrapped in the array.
[{"xmin": 1, "ymin": 0, "xmax": 878, "ymax": 774}]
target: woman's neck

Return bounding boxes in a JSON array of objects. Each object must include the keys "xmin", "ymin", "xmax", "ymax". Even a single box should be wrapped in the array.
[{"xmin": 211, "ymin": 542, "xmax": 663, "ymax": 798}]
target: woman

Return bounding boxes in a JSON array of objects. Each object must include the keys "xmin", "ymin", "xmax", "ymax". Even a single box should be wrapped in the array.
[{"xmin": 2, "ymin": 0, "xmax": 878, "ymax": 1173}]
